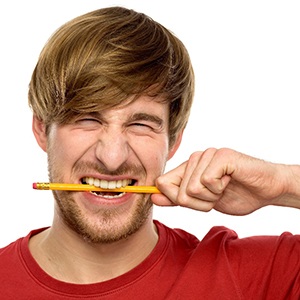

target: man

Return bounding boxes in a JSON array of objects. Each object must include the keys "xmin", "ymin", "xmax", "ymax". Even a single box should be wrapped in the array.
[{"xmin": 0, "ymin": 6, "xmax": 299, "ymax": 299}]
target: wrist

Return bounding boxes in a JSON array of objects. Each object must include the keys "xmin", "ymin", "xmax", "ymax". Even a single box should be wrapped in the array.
[{"xmin": 277, "ymin": 164, "xmax": 300, "ymax": 209}]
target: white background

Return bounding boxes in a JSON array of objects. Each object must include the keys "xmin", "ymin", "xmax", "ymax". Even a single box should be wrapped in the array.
[{"xmin": 0, "ymin": 0, "xmax": 299, "ymax": 247}]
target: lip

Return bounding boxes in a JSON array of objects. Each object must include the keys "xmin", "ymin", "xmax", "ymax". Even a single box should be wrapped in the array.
[{"xmin": 81, "ymin": 188, "xmax": 136, "ymax": 207}]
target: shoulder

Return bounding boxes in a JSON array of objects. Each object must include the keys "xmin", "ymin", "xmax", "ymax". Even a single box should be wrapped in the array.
[
  {"xmin": 155, "ymin": 221, "xmax": 300, "ymax": 270},
  {"xmin": 158, "ymin": 223, "xmax": 300, "ymax": 297},
  {"xmin": 154, "ymin": 221, "xmax": 241, "ymax": 260},
  {"xmin": 154, "ymin": 220, "xmax": 200, "ymax": 249},
  {"xmin": 200, "ymin": 226, "xmax": 300, "ymax": 266},
  {"xmin": 0, "ymin": 237, "xmax": 23, "ymax": 257},
  {"xmin": 0, "ymin": 227, "xmax": 49, "ymax": 260}
]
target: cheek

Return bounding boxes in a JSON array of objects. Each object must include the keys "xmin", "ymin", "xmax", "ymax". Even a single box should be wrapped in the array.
[
  {"xmin": 49, "ymin": 139, "xmax": 72, "ymax": 163},
  {"xmin": 48, "ymin": 132, "xmax": 93, "ymax": 167},
  {"xmin": 130, "ymin": 138, "xmax": 169, "ymax": 174}
]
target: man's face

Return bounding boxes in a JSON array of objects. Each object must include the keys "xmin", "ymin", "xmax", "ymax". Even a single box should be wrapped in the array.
[{"xmin": 43, "ymin": 96, "xmax": 176, "ymax": 243}]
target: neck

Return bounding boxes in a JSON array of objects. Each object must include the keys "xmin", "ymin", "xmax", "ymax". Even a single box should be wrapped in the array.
[{"xmin": 29, "ymin": 216, "xmax": 158, "ymax": 284}]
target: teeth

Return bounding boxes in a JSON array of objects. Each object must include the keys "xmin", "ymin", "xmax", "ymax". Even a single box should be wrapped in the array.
[
  {"xmin": 116, "ymin": 180, "xmax": 122, "ymax": 188},
  {"xmin": 101, "ymin": 180, "xmax": 108, "ymax": 189},
  {"xmin": 91, "ymin": 192, "xmax": 125, "ymax": 199},
  {"xmin": 83, "ymin": 177, "xmax": 132, "ymax": 189},
  {"xmin": 108, "ymin": 181, "xmax": 116, "ymax": 189}
]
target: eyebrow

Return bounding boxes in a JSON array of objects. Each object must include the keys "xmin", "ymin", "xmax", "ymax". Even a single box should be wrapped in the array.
[{"xmin": 128, "ymin": 113, "xmax": 164, "ymax": 127}]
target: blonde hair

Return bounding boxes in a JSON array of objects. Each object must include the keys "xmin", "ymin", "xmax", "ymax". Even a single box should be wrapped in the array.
[{"xmin": 28, "ymin": 6, "xmax": 194, "ymax": 145}]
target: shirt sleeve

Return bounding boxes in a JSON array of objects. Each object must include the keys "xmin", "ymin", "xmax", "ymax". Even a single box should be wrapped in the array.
[{"xmin": 226, "ymin": 231, "xmax": 300, "ymax": 299}]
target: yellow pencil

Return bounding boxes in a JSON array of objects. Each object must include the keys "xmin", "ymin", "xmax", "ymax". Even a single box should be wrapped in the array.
[{"xmin": 33, "ymin": 182, "xmax": 161, "ymax": 194}]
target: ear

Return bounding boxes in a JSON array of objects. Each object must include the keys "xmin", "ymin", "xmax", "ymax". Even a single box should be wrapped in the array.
[
  {"xmin": 167, "ymin": 130, "xmax": 183, "ymax": 160},
  {"xmin": 32, "ymin": 115, "xmax": 48, "ymax": 152}
]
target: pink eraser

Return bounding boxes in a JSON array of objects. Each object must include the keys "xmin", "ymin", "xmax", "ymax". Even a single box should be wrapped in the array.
[{"xmin": 32, "ymin": 183, "xmax": 37, "ymax": 189}]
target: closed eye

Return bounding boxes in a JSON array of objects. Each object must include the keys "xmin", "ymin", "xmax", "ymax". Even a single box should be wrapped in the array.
[
  {"xmin": 80, "ymin": 118, "xmax": 100, "ymax": 122},
  {"xmin": 131, "ymin": 122, "xmax": 152, "ymax": 128},
  {"xmin": 76, "ymin": 118, "xmax": 101, "ymax": 124},
  {"xmin": 127, "ymin": 121, "xmax": 165, "ymax": 137},
  {"xmin": 72, "ymin": 115, "xmax": 103, "ymax": 130},
  {"xmin": 127, "ymin": 113, "xmax": 164, "ymax": 133},
  {"xmin": 129, "ymin": 122, "xmax": 154, "ymax": 133}
]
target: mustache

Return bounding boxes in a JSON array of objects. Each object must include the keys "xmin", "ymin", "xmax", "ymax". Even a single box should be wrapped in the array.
[{"xmin": 72, "ymin": 161, "xmax": 146, "ymax": 178}]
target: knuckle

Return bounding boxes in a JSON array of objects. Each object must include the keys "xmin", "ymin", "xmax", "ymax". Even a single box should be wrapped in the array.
[
  {"xmin": 218, "ymin": 148, "xmax": 229, "ymax": 158},
  {"xmin": 186, "ymin": 184, "xmax": 203, "ymax": 197},
  {"xmin": 176, "ymin": 194, "xmax": 190, "ymax": 207},
  {"xmin": 155, "ymin": 175, "xmax": 168, "ymax": 187},
  {"xmin": 204, "ymin": 147, "xmax": 217, "ymax": 154},
  {"xmin": 201, "ymin": 147, "xmax": 218, "ymax": 159},
  {"xmin": 189, "ymin": 151, "xmax": 202, "ymax": 162},
  {"xmin": 201, "ymin": 173, "xmax": 214, "ymax": 186},
  {"xmin": 201, "ymin": 202, "xmax": 214, "ymax": 212}
]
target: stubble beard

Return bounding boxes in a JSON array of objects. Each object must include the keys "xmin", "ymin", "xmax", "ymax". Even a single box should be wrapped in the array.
[
  {"xmin": 53, "ymin": 190, "xmax": 153, "ymax": 244},
  {"xmin": 48, "ymin": 157, "xmax": 154, "ymax": 244}
]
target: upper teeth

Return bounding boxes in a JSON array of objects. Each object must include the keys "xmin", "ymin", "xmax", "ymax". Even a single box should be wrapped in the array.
[{"xmin": 83, "ymin": 177, "xmax": 132, "ymax": 189}]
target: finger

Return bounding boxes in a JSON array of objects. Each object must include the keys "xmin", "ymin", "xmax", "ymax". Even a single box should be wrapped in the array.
[
  {"xmin": 180, "ymin": 149, "xmax": 223, "ymax": 200},
  {"xmin": 151, "ymin": 193, "xmax": 177, "ymax": 207},
  {"xmin": 155, "ymin": 161, "xmax": 187, "ymax": 205},
  {"xmin": 200, "ymin": 148, "xmax": 235, "ymax": 194},
  {"xmin": 176, "ymin": 150, "xmax": 222, "ymax": 210}
]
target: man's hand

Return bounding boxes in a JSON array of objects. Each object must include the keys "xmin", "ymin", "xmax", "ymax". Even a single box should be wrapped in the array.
[{"xmin": 151, "ymin": 148, "xmax": 300, "ymax": 215}]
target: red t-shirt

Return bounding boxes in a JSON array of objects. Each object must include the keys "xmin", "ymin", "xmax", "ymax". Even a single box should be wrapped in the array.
[{"xmin": 0, "ymin": 220, "xmax": 299, "ymax": 299}]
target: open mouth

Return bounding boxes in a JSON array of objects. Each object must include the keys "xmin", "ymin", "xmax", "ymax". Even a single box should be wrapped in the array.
[{"xmin": 81, "ymin": 177, "xmax": 136, "ymax": 198}]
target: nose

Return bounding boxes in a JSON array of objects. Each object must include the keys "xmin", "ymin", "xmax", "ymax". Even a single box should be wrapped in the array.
[{"xmin": 95, "ymin": 127, "xmax": 130, "ymax": 172}]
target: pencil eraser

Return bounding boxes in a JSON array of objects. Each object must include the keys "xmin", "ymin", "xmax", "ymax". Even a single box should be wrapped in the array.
[{"xmin": 32, "ymin": 183, "xmax": 37, "ymax": 189}]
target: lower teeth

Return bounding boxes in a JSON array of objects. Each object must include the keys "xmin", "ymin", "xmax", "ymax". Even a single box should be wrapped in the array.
[{"xmin": 91, "ymin": 191, "xmax": 125, "ymax": 199}]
